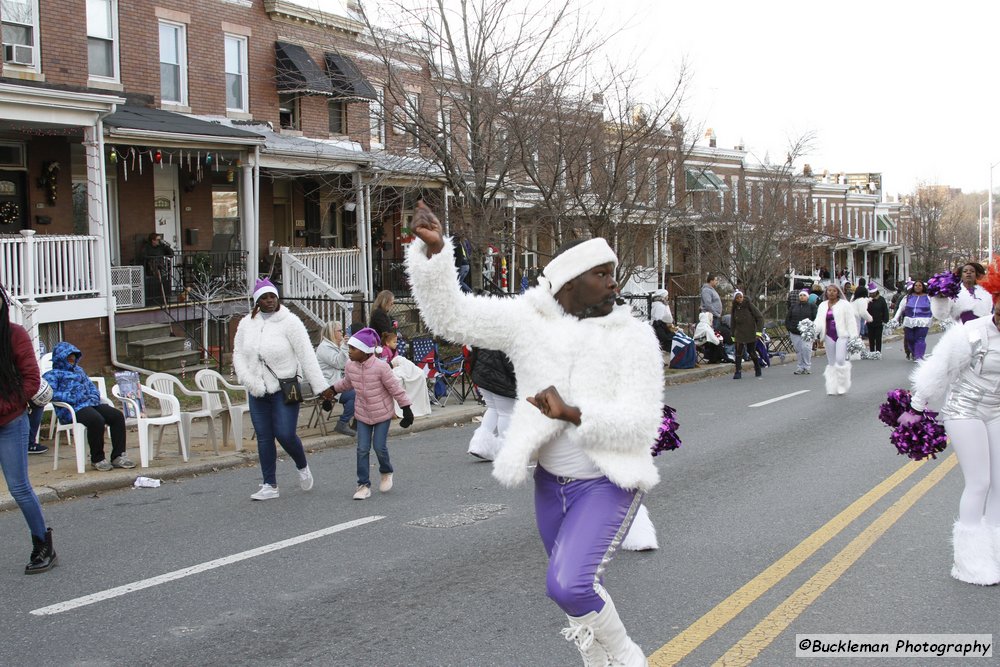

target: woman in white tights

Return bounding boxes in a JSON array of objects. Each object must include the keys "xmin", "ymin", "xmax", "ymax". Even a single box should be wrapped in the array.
[{"xmin": 907, "ymin": 286, "xmax": 1000, "ymax": 585}]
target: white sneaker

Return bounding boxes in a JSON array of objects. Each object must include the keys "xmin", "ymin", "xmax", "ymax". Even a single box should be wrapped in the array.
[
  {"xmin": 352, "ymin": 484, "xmax": 371, "ymax": 500},
  {"xmin": 379, "ymin": 473, "xmax": 393, "ymax": 493},
  {"xmin": 251, "ymin": 484, "xmax": 279, "ymax": 501},
  {"xmin": 298, "ymin": 465, "xmax": 314, "ymax": 491}
]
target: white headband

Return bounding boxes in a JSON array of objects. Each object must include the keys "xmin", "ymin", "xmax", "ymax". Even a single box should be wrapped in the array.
[
  {"xmin": 253, "ymin": 284, "xmax": 279, "ymax": 302},
  {"xmin": 348, "ymin": 337, "xmax": 380, "ymax": 355},
  {"xmin": 536, "ymin": 238, "xmax": 618, "ymax": 295}
]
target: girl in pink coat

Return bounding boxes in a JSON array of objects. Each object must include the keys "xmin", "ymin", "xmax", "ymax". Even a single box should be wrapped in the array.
[{"xmin": 333, "ymin": 328, "xmax": 414, "ymax": 500}]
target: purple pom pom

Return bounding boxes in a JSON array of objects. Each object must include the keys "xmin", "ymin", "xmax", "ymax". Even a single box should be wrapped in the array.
[
  {"xmin": 926, "ymin": 271, "xmax": 961, "ymax": 298},
  {"xmin": 651, "ymin": 404, "xmax": 681, "ymax": 456},
  {"xmin": 889, "ymin": 410, "xmax": 948, "ymax": 461},
  {"xmin": 878, "ymin": 388, "xmax": 912, "ymax": 427}
]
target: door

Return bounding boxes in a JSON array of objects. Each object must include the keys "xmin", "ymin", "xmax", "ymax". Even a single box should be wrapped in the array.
[
  {"xmin": 0, "ymin": 171, "xmax": 27, "ymax": 231},
  {"xmin": 153, "ymin": 167, "xmax": 181, "ymax": 250}
]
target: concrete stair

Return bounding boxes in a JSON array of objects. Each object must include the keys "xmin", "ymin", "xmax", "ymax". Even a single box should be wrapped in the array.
[{"xmin": 116, "ymin": 323, "xmax": 206, "ymax": 375}]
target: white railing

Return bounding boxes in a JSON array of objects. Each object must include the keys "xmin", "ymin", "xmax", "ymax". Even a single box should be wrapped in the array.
[
  {"xmin": 281, "ymin": 251, "xmax": 354, "ymax": 328},
  {"xmin": 285, "ymin": 247, "xmax": 362, "ymax": 293},
  {"xmin": 0, "ymin": 231, "xmax": 101, "ymax": 299}
]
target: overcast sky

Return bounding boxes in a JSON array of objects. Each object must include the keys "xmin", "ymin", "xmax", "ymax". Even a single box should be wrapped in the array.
[{"xmin": 305, "ymin": 0, "xmax": 999, "ymax": 198}]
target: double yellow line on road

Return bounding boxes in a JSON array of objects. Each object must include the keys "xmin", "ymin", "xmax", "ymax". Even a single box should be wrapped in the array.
[{"xmin": 648, "ymin": 455, "xmax": 957, "ymax": 666}]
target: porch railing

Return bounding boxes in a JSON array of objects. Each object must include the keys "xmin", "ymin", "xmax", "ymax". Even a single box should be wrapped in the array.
[
  {"xmin": 280, "ymin": 249, "xmax": 356, "ymax": 328},
  {"xmin": 284, "ymin": 247, "xmax": 362, "ymax": 293},
  {"xmin": 0, "ymin": 231, "xmax": 101, "ymax": 300}
]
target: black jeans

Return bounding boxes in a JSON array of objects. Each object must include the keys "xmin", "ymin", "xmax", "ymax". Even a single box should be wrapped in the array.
[
  {"xmin": 75, "ymin": 404, "xmax": 127, "ymax": 463},
  {"xmin": 868, "ymin": 324, "xmax": 884, "ymax": 352},
  {"xmin": 734, "ymin": 342, "xmax": 761, "ymax": 372}
]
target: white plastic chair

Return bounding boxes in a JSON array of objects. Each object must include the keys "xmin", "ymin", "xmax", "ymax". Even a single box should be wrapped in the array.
[
  {"xmin": 145, "ymin": 372, "xmax": 220, "ymax": 455},
  {"xmin": 194, "ymin": 369, "xmax": 249, "ymax": 452},
  {"xmin": 113, "ymin": 384, "xmax": 188, "ymax": 467},
  {"xmin": 51, "ymin": 377, "xmax": 116, "ymax": 474}
]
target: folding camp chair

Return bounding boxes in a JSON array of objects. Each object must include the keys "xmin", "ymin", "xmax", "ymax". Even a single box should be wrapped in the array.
[{"xmin": 409, "ymin": 336, "xmax": 468, "ymax": 406}]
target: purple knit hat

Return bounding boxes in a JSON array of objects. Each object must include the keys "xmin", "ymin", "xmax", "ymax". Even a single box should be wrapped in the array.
[
  {"xmin": 348, "ymin": 327, "xmax": 382, "ymax": 354},
  {"xmin": 252, "ymin": 278, "xmax": 278, "ymax": 302}
]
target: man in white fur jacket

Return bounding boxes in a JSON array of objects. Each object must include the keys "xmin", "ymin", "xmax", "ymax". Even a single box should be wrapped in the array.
[{"xmin": 406, "ymin": 201, "xmax": 660, "ymax": 667}]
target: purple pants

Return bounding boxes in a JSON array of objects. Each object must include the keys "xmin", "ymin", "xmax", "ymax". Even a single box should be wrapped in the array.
[
  {"xmin": 534, "ymin": 466, "xmax": 642, "ymax": 617},
  {"xmin": 905, "ymin": 326, "xmax": 928, "ymax": 360}
]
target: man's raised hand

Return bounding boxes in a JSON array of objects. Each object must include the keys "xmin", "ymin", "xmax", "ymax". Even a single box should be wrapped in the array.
[{"xmin": 412, "ymin": 200, "xmax": 445, "ymax": 257}]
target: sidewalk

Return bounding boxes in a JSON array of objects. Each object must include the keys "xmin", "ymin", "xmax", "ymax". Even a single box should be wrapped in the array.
[{"xmin": 0, "ymin": 401, "xmax": 486, "ymax": 511}]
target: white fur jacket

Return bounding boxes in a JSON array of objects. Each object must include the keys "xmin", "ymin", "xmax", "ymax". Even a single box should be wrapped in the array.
[
  {"xmin": 405, "ymin": 237, "xmax": 663, "ymax": 492},
  {"xmin": 930, "ymin": 285, "xmax": 992, "ymax": 324},
  {"xmin": 910, "ymin": 315, "xmax": 997, "ymax": 412},
  {"xmin": 233, "ymin": 306, "xmax": 328, "ymax": 398},
  {"xmin": 814, "ymin": 299, "xmax": 859, "ymax": 340}
]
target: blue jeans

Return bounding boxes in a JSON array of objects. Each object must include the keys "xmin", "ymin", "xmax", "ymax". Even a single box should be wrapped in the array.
[
  {"xmin": 338, "ymin": 389, "xmax": 356, "ymax": 424},
  {"xmin": 0, "ymin": 412, "xmax": 48, "ymax": 538},
  {"xmin": 27, "ymin": 403, "xmax": 44, "ymax": 447},
  {"xmin": 356, "ymin": 419, "xmax": 392, "ymax": 487},
  {"xmin": 248, "ymin": 392, "xmax": 308, "ymax": 486}
]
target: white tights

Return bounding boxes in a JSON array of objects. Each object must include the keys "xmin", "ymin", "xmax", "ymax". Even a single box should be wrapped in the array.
[
  {"xmin": 944, "ymin": 418, "xmax": 1000, "ymax": 527},
  {"xmin": 478, "ymin": 388, "xmax": 516, "ymax": 438}
]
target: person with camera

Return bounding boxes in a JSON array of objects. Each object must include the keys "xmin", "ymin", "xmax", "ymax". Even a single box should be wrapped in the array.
[{"xmin": 233, "ymin": 278, "xmax": 333, "ymax": 501}]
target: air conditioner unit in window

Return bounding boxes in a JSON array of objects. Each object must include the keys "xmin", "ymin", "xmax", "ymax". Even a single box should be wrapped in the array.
[{"xmin": 3, "ymin": 43, "xmax": 34, "ymax": 66}]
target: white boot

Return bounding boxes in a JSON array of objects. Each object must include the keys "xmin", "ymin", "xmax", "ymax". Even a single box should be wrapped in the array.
[
  {"xmin": 467, "ymin": 429, "xmax": 503, "ymax": 461},
  {"xmin": 992, "ymin": 524, "xmax": 1000, "ymax": 571},
  {"xmin": 837, "ymin": 362, "xmax": 851, "ymax": 395},
  {"xmin": 823, "ymin": 365, "xmax": 837, "ymax": 395},
  {"xmin": 621, "ymin": 504, "xmax": 658, "ymax": 551},
  {"xmin": 590, "ymin": 597, "xmax": 647, "ymax": 667},
  {"xmin": 951, "ymin": 520, "xmax": 1000, "ymax": 585},
  {"xmin": 562, "ymin": 613, "xmax": 609, "ymax": 667}
]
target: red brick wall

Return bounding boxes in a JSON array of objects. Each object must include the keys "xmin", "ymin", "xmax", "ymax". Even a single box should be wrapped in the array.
[
  {"xmin": 37, "ymin": 0, "xmax": 89, "ymax": 88},
  {"xmin": 25, "ymin": 138, "xmax": 72, "ymax": 233},
  {"xmin": 62, "ymin": 319, "xmax": 111, "ymax": 371}
]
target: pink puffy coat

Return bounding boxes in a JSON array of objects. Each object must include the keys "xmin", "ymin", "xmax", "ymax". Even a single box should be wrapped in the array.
[{"xmin": 333, "ymin": 355, "xmax": 412, "ymax": 425}]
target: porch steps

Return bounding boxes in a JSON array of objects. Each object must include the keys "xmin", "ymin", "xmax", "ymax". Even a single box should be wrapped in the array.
[
  {"xmin": 115, "ymin": 323, "xmax": 202, "ymax": 374},
  {"xmin": 127, "ymin": 336, "xmax": 187, "ymax": 359},
  {"xmin": 115, "ymin": 323, "xmax": 172, "ymax": 352},
  {"xmin": 142, "ymin": 349, "xmax": 206, "ymax": 373}
]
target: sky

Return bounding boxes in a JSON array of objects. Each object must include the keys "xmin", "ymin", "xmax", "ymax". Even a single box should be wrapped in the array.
[{"xmin": 303, "ymin": 0, "xmax": 1000, "ymax": 199}]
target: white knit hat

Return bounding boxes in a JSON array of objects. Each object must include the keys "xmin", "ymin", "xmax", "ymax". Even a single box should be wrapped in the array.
[{"xmin": 536, "ymin": 238, "xmax": 618, "ymax": 295}]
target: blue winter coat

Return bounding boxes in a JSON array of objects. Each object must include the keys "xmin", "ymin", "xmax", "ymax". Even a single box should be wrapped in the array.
[{"xmin": 43, "ymin": 342, "xmax": 101, "ymax": 424}]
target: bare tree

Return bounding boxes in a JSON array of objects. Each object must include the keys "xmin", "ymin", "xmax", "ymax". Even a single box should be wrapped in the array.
[
  {"xmin": 905, "ymin": 184, "xmax": 967, "ymax": 277},
  {"xmin": 682, "ymin": 133, "xmax": 817, "ymax": 303},
  {"xmin": 359, "ymin": 0, "xmax": 618, "ymax": 268},
  {"xmin": 509, "ymin": 63, "xmax": 693, "ymax": 287}
]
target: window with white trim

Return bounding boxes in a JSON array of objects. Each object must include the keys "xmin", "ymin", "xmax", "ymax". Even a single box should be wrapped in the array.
[
  {"xmin": 159, "ymin": 21, "xmax": 187, "ymax": 105},
  {"xmin": 278, "ymin": 93, "xmax": 300, "ymax": 130},
  {"xmin": 369, "ymin": 86, "xmax": 384, "ymax": 146},
  {"xmin": 224, "ymin": 34, "xmax": 248, "ymax": 112},
  {"xmin": 87, "ymin": 0, "xmax": 118, "ymax": 80},
  {"xmin": 328, "ymin": 99, "xmax": 347, "ymax": 135},
  {"xmin": 1, "ymin": 0, "xmax": 38, "ymax": 69},
  {"xmin": 404, "ymin": 91, "xmax": 420, "ymax": 149}
]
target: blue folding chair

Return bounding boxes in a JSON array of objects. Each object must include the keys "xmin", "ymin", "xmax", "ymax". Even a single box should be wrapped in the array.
[{"xmin": 408, "ymin": 336, "xmax": 468, "ymax": 406}]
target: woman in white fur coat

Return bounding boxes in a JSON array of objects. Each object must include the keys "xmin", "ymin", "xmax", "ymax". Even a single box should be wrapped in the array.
[
  {"xmin": 406, "ymin": 202, "xmax": 659, "ymax": 667},
  {"xmin": 233, "ymin": 279, "xmax": 333, "ymax": 501},
  {"xmin": 930, "ymin": 262, "xmax": 992, "ymax": 327},
  {"xmin": 814, "ymin": 283, "xmax": 859, "ymax": 395},
  {"xmin": 905, "ymin": 275, "xmax": 1000, "ymax": 585}
]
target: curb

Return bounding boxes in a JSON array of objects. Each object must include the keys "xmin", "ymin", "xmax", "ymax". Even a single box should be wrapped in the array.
[{"xmin": 0, "ymin": 405, "xmax": 485, "ymax": 511}]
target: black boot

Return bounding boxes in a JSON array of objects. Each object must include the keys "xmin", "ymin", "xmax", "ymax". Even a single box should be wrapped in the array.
[
  {"xmin": 754, "ymin": 360, "xmax": 762, "ymax": 377},
  {"xmin": 733, "ymin": 369, "xmax": 742, "ymax": 379},
  {"xmin": 25, "ymin": 528, "xmax": 57, "ymax": 575}
]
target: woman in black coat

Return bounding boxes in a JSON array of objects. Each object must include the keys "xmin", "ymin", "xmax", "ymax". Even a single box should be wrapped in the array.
[
  {"xmin": 866, "ymin": 287, "xmax": 891, "ymax": 353},
  {"xmin": 731, "ymin": 290, "xmax": 764, "ymax": 379}
]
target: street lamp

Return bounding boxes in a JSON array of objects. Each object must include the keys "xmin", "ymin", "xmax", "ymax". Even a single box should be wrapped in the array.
[
  {"xmin": 980, "ymin": 199, "xmax": 990, "ymax": 261},
  {"xmin": 989, "ymin": 161, "xmax": 1000, "ymax": 259}
]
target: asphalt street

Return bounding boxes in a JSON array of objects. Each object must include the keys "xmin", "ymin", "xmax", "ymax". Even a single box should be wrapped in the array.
[{"xmin": 2, "ymin": 332, "xmax": 998, "ymax": 666}]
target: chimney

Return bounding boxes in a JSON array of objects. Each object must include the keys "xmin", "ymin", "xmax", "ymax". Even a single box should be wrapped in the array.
[
  {"xmin": 705, "ymin": 128, "xmax": 716, "ymax": 148},
  {"xmin": 592, "ymin": 92, "xmax": 603, "ymax": 104}
]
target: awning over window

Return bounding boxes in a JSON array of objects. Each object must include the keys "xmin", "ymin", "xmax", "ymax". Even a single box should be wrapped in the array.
[
  {"xmin": 324, "ymin": 53, "xmax": 377, "ymax": 102},
  {"xmin": 685, "ymin": 168, "xmax": 728, "ymax": 192},
  {"xmin": 275, "ymin": 41, "xmax": 335, "ymax": 95},
  {"xmin": 876, "ymin": 214, "xmax": 896, "ymax": 231}
]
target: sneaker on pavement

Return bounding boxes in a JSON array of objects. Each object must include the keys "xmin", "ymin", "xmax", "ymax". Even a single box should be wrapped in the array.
[
  {"xmin": 333, "ymin": 421, "xmax": 356, "ymax": 437},
  {"xmin": 379, "ymin": 473, "xmax": 393, "ymax": 493},
  {"xmin": 92, "ymin": 459, "xmax": 113, "ymax": 472},
  {"xmin": 298, "ymin": 465, "xmax": 314, "ymax": 491},
  {"xmin": 793, "ymin": 369, "xmax": 805, "ymax": 375},
  {"xmin": 27, "ymin": 442, "xmax": 48, "ymax": 455},
  {"xmin": 353, "ymin": 484, "xmax": 371, "ymax": 500},
  {"xmin": 111, "ymin": 455, "xmax": 137, "ymax": 469},
  {"xmin": 251, "ymin": 484, "xmax": 279, "ymax": 501}
]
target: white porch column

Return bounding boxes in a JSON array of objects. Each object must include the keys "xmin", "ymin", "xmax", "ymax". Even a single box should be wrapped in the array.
[
  {"xmin": 19, "ymin": 229, "xmax": 36, "ymax": 298},
  {"xmin": 352, "ymin": 171, "xmax": 370, "ymax": 301},
  {"xmin": 84, "ymin": 124, "xmax": 108, "ymax": 294},
  {"xmin": 242, "ymin": 154, "xmax": 255, "ymax": 293}
]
